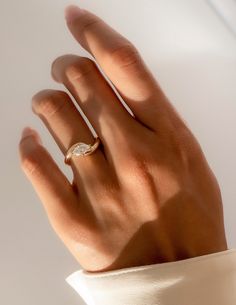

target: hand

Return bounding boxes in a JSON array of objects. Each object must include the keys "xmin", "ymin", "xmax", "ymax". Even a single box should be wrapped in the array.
[{"xmin": 19, "ymin": 5, "xmax": 228, "ymax": 273}]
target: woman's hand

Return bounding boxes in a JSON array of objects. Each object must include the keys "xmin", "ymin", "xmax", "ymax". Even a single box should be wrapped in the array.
[{"xmin": 19, "ymin": 5, "xmax": 228, "ymax": 273}]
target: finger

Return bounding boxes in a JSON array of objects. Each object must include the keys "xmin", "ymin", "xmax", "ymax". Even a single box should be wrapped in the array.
[
  {"xmin": 64, "ymin": 5, "xmax": 178, "ymax": 132},
  {"xmin": 51, "ymin": 55, "xmax": 144, "ymax": 158},
  {"xmin": 19, "ymin": 127, "xmax": 84, "ymax": 234},
  {"xmin": 31, "ymin": 89, "xmax": 111, "ymax": 188}
]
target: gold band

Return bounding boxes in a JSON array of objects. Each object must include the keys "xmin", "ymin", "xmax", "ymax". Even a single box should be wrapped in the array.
[{"xmin": 64, "ymin": 137, "xmax": 101, "ymax": 165}]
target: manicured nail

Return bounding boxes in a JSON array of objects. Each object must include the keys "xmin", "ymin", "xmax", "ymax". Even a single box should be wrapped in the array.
[
  {"xmin": 20, "ymin": 128, "xmax": 38, "ymax": 154},
  {"xmin": 22, "ymin": 127, "xmax": 36, "ymax": 139},
  {"xmin": 65, "ymin": 5, "xmax": 85, "ymax": 24},
  {"xmin": 21, "ymin": 127, "xmax": 42, "ymax": 145}
]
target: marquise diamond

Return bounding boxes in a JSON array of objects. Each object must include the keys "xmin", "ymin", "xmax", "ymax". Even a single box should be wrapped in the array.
[{"xmin": 72, "ymin": 143, "xmax": 91, "ymax": 156}]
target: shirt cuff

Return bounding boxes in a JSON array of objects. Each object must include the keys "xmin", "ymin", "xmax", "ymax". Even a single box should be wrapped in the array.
[{"xmin": 65, "ymin": 248, "xmax": 236, "ymax": 305}]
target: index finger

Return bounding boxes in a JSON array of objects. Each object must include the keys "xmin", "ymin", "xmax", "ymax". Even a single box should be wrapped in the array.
[{"xmin": 64, "ymin": 5, "xmax": 177, "ymax": 132}]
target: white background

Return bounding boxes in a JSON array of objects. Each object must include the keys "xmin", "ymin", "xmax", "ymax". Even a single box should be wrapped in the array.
[{"xmin": 0, "ymin": 0, "xmax": 236, "ymax": 304}]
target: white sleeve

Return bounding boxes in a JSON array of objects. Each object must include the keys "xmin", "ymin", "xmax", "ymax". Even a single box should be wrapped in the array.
[{"xmin": 65, "ymin": 248, "xmax": 236, "ymax": 305}]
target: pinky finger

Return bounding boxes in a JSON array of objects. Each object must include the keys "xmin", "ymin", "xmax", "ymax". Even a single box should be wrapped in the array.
[{"xmin": 18, "ymin": 127, "xmax": 80, "ymax": 234}]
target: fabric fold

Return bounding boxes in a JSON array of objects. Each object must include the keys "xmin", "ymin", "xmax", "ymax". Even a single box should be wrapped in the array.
[{"xmin": 66, "ymin": 248, "xmax": 236, "ymax": 305}]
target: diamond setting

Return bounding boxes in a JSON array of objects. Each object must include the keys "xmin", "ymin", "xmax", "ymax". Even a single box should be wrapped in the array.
[{"xmin": 72, "ymin": 143, "xmax": 92, "ymax": 156}]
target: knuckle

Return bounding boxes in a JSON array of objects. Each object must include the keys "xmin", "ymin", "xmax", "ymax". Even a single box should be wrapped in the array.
[
  {"xmin": 176, "ymin": 127, "xmax": 199, "ymax": 150},
  {"xmin": 128, "ymin": 159, "xmax": 155, "ymax": 192},
  {"xmin": 65, "ymin": 57, "xmax": 95, "ymax": 82},
  {"xmin": 131, "ymin": 153, "xmax": 149, "ymax": 175},
  {"xmin": 169, "ymin": 126, "xmax": 202, "ymax": 166},
  {"xmin": 123, "ymin": 149, "xmax": 151, "ymax": 181},
  {"xmin": 32, "ymin": 90, "xmax": 67, "ymax": 118},
  {"xmin": 109, "ymin": 43, "xmax": 141, "ymax": 70},
  {"xmin": 181, "ymin": 129, "xmax": 203, "ymax": 158}
]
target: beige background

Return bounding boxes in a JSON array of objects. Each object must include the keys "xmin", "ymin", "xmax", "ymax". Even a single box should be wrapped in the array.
[{"xmin": 0, "ymin": 0, "xmax": 236, "ymax": 304}]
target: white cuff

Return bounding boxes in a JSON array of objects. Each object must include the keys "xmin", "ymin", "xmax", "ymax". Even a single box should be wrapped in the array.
[{"xmin": 66, "ymin": 249, "xmax": 236, "ymax": 305}]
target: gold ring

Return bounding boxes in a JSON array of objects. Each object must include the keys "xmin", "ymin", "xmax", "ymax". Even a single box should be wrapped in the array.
[{"xmin": 64, "ymin": 137, "xmax": 101, "ymax": 165}]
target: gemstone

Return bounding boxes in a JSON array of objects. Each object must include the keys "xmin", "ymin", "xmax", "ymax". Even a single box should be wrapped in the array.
[{"xmin": 72, "ymin": 143, "xmax": 91, "ymax": 156}]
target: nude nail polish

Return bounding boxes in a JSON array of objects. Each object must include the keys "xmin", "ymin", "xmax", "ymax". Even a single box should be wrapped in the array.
[
  {"xmin": 21, "ymin": 127, "xmax": 42, "ymax": 145},
  {"xmin": 22, "ymin": 127, "xmax": 35, "ymax": 139},
  {"xmin": 65, "ymin": 5, "xmax": 85, "ymax": 24}
]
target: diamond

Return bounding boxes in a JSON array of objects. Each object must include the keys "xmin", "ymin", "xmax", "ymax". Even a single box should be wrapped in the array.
[{"xmin": 72, "ymin": 143, "xmax": 91, "ymax": 156}]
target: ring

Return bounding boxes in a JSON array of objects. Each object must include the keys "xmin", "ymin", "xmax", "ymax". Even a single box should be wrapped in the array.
[{"xmin": 64, "ymin": 137, "xmax": 101, "ymax": 165}]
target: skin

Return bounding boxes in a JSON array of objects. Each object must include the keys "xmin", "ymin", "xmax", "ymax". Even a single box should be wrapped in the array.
[{"xmin": 18, "ymin": 5, "xmax": 228, "ymax": 273}]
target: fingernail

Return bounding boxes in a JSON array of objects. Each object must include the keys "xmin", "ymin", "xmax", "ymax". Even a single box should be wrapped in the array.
[
  {"xmin": 21, "ymin": 127, "xmax": 42, "ymax": 145},
  {"xmin": 22, "ymin": 127, "xmax": 35, "ymax": 139},
  {"xmin": 65, "ymin": 5, "xmax": 85, "ymax": 24},
  {"xmin": 51, "ymin": 56, "xmax": 64, "ymax": 82},
  {"xmin": 20, "ymin": 128, "xmax": 38, "ymax": 154}
]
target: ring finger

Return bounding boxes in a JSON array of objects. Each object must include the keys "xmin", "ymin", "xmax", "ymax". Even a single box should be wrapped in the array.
[{"xmin": 32, "ymin": 89, "xmax": 112, "ymax": 196}]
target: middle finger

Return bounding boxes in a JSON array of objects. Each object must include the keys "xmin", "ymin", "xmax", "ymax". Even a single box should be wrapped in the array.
[{"xmin": 31, "ymin": 89, "xmax": 110, "ymax": 190}]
